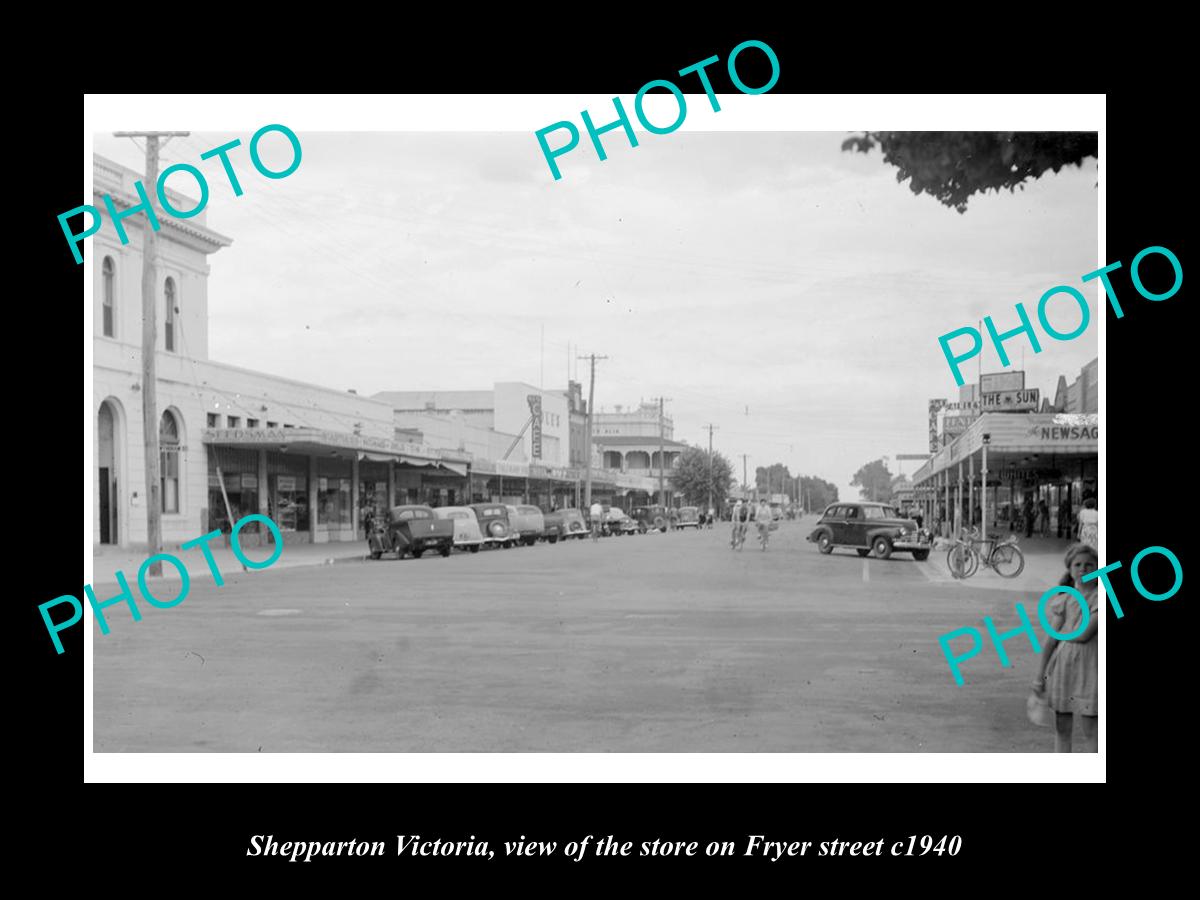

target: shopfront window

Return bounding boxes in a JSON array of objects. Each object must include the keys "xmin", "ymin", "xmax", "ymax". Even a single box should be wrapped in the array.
[
  {"xmin": 267, "ymin": 451, "xmax": 309, "ymax": 533},
  {"xmin": 319, "ymin": 477, "xmax": 353, "ymax": 527},
  {"xmin": 160, "ymin": 411, "xmax": 180, "ymax": 514},
  {"xmin": 271, "ymin": 473, "xmax": 309, "ymax": 532}
]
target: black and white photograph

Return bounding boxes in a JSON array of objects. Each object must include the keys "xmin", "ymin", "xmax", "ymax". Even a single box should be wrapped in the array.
[{"xmin": 82, "ymin": 94, "xmax": 1104, "ymax": 779}]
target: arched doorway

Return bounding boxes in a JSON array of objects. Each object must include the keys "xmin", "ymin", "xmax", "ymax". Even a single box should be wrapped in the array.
[{"xmin": 98, "ymin": 400, "xmax": 120, "ymax": 544}]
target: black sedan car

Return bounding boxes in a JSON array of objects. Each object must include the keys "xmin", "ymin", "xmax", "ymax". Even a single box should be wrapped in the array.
[{"xmin": 806, "ymin": 502, "xmax": 931, "ymax": 560}]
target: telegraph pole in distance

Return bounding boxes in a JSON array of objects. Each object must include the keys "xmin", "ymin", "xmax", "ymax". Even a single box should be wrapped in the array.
[
  {"xmin": 650, "ymin": 397, "xmax": 671, "ymax": 507},
  {"xmin": 114, "ymin": 130, "xmax": 189, "ymax": 575},
  {"xmin": 741, "ymin": 454, "xmax": 749, "ymax": 500},
  {"xmin": 704, "ymin": 423, "xmax": 718, "ymax": 513},
  {"xmin": 578, "ymin": 352, "xmax": 608, "ymax": 508}
]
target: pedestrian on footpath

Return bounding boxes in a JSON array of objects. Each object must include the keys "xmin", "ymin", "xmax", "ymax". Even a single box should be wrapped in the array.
[
  {"xmin": 1023, "ymin": 495, "xmax": 1034, "ymax": 538},
  {"xmin": 1032, "ymin": 543, "xmax": 1099, "ymax": 752},
  {"xmin": 707, "ymin": 506, "xmax": 716, "ymax": 529},
  {"xmin": 589, "ymin": 500, "xmax": 604, "ymax": 542},
  {"xmin": 1038, "ymin": 499, "xmax": 1050, "ymax": 537},
  {"xmin": 1076, "ymin": 497, "xmax": 1098, "ymax": 549},
  {"xmin": 1057, "ymin": 496, "xmax": 1073, "ymax": 539}
]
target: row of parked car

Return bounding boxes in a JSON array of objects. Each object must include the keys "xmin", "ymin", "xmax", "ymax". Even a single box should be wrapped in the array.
[{"xmin": 365, "ymin": 503, "xmax": 702, "ymax": 560}]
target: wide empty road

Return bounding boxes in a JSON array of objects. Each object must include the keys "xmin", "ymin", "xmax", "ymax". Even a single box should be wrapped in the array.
[{"xmin": 93, "ymin": 520, "xmax": 1054, "ymax": 752}]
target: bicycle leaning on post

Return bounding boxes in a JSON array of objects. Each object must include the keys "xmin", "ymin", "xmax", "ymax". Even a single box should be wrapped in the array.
[{"xmin": 947, "ymin": 526, "xmax": 1025, "ymax": 579}]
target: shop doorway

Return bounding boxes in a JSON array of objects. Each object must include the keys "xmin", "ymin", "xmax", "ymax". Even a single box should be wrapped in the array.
[{"xmin": 98, "ymin": 400, "xmax": 119, "ymax": 544}]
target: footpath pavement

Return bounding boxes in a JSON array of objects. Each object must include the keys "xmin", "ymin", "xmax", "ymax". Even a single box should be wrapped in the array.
[
  {"xmin": 89, "ymin": 539, "xmax": 366, "ymax": 587},
  {"xmin": 919, "ymin": 532, "xmax": 1079, "ymax": 596}
]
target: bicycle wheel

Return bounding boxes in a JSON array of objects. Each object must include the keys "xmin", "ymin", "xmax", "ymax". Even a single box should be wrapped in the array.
[
  {"xmin": 991, "ymin": 544, "xmax": 1026, "ymax": 578},
  {"xmin": 947, "ymin": 544, "xmax": 968, "ymax": 578},
  {"xmin": 967, "ymin": 548, "xmax": 980, "ymax": 577}
]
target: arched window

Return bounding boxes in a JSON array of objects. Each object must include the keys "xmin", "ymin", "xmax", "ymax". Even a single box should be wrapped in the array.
[
  {"xmin": 102, "ymin": 257, "xmax": 115, "ymax": 337},
  {"xmin": 164, "ymin": 278, "xmax": 177, "ymax": 352},
  {"xmin": 160, "ymin": 411, "xmax": 181, "ymax": 513}
]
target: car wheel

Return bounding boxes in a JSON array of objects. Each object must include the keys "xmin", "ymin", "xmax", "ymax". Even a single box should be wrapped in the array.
[
  {"xmin": 911, "ymin": 549, "xmax": 930, "ymax": 561},
  {"xmin": 469, "ymin": 545, "xmax": 480, "ymax": 553},
  {"xmin": 549, "ymin": 534, "xmax": 559, "ymax": 544},
  {"xmin": 856, "ymin": 548, "xmax": 870, "ymax": 557},
  {"xmin": 817, "ymin": 532, "xmax": 833, "ymax": 554},
  {"xmin": 412, "ymin": 548, "xmax": 425, "ymax": 559},
  {"xmin": 873, "ymin": 536, "xmax": 893, "ymax": 560},
  {"xmin": 439, "ymin": 546, "xmax": 451, "ymax": 558}
]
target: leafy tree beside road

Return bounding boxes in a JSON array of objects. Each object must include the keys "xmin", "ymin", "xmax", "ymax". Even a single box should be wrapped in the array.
[
  {"xmin": 670, "ymin": 446, "xmax": 734, "ymax": 509},
  {"xmin": 842, "ymin": 131, "xmax": 1097, "ymax": 213},
  {"xmin": 851, "ymin": 458, "xmax": 894, "ymax": 504}
]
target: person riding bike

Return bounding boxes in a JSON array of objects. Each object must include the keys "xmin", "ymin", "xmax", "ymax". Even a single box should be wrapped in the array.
[{"xmin": 755, "ymin": 498, "xmax": 773, "ymax": 550}]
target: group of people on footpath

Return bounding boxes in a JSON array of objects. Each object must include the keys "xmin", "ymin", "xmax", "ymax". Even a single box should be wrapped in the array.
[
  {"xmin": 1013, "ymin": 494, "xmax": 1098, "ymax": 546},
  {"xmin": 729, "ymin": 498, "xmax": 775, "ymax": 551}
]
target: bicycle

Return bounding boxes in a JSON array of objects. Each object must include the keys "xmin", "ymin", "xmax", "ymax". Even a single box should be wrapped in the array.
[
  {"xmin": 947, "ymin": 527, "xmax": 1025, "ymax": 579},
  {"xmin": 731, "ymin": 521, "xmax": 747, "ymax": 551},
  {"xmin": 756, "ymin": 520, "xmax": 770, "ymax": 551}
]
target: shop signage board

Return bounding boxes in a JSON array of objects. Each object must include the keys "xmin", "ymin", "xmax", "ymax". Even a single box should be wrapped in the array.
[
  {"xmin": 928, "ymin": 399, "xmax": 947, "ymax": 453},
  {"xmin": 980, "ymin": 371, "xmax": 1025, "ymax": 394},
  {"xmin": 980, "ymin": 388, "xmax": 1040, "ymax": 411},
  {"xmin": 527, "ymin": 395, "xmax": 543, "ymax": 459},
  {"xmin": 241, "ymin": 474, "xmax": 258, "ymax": 488}
]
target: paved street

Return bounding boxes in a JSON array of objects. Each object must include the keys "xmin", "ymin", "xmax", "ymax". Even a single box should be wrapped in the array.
[{"xmin": 93, "ymin": 518, "xmax": 1053, "ymax": 752}]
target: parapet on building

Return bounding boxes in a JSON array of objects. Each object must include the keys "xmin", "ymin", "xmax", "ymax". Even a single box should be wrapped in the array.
[{"xmin": 92, "ymin": 155, "xmax": 465, "ymax": 549}]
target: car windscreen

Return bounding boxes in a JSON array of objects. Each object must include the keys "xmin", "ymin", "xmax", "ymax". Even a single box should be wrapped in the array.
[{"xmin": 480, "ymin": 507, "xmax": 503, "ymax": 517}]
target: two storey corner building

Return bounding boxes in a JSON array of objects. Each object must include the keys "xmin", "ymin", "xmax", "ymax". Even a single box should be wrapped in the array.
[
  {"xmin": 93, "ymin": 153, "xmax": 233, "ymax": 551},
  {"xmin": 91, "ymin": 154, "xmax": 462, "ymax": 551}
]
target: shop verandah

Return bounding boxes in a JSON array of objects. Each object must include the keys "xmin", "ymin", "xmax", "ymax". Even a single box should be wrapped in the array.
[
  {"xmin": 203, "ymin": 427, "xmax": 470, "ymax": 545},
  {"xmin": 911, "ymin": 413, "xmax": 1098, "ymax": 542}
]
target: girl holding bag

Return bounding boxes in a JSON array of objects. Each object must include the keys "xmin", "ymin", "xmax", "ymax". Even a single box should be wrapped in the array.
[{"xmin": 1032, "ymin": 543, "xmax": 1099, "ymax": 752}]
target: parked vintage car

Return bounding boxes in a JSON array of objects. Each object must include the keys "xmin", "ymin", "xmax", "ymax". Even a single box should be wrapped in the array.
[
  {"xmin": 544, "ymin": 507, "xmax": 588, "ymax": 541},
  {"xmin": 372, "ymin": 505, "xmax": 455, "ymax": 559},
  {"xmin": 806, "ymin": 501, "xmax": 931, "ymax": 560},
  {"xmin": 676, "ymin": 506, "xmax": 701, "ymax": 530},
  {"xmin": 433, "ymin": 506, "xmax": 485, "ymax": 553},
  {"xmin": 471, "ymin": 503, "xmax": 516, "ymax": 548},
  {"xmin": 602, "ymin": 507, "xmax": 639, "ymax": 535},
  {"xmin": 632, "ymin": 505, "xmax": 670, "ymax": 533},
  {"xmin": 505, "ymin": 504, "xmax": 546, "ymax": 546}
]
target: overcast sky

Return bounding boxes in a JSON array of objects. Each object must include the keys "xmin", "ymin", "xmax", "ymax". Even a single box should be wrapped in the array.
[{"xmin": 94, "ymin": 130, "xmax": 1098, "ymax": 501}]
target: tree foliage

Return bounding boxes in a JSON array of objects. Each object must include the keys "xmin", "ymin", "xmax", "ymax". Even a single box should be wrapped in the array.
[
  {"xmin": 669, "ymin": 446, "xmax": 734, "ymax": 508},
  {"xmin": 851, "ymin": 458, "xmax": 894, "ymax": 503},
  {"xmin": 841, "ymin": 131, "xmax": 1097, "ymax": 213},
  {"xmin": 755, "ymin": 463, "xmax": 793, "ymax": 495},
  {"xmin": 753, "ymin": 464, "xmax": 839, "ymax": 510},
  {"xmin": 798, "ymin": 475, "xmax": 839, "ymax": 511}
]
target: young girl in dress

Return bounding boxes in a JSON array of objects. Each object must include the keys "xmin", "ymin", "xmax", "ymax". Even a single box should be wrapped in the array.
[{"xmin": 1033, "ymin": 543, "xmax": 1099, "ymax": 752}]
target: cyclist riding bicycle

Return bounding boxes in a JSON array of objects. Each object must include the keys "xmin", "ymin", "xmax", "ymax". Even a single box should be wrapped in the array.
[{"xmin": 755, "ymin": 499, "xmax": 773, "ymax": 550}]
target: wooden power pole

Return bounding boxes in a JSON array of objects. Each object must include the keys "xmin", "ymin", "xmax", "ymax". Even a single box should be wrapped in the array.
[
  {"xmin": 579, "ymin": 352, "xmax": 607, "ymax": 508},
  {"xmin": 650, "ymin": 397, "xmax": 671, "ymax": 506},
  {"xmin": 114, "ymin": 130, "xmax": 189, "ymax": 575},
  {"xmin": 704, "ymin": 423, "xmax": 718, "ymax": 512}
]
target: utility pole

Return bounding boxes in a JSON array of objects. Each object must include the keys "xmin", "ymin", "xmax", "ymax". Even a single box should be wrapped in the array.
[
  {"xmin": 740, "ymin": 454, "xmax": 749, "ymax": 500},
  {"xmin": 114, "ymin": 130, "xmax": 189, "ymax": 575},
  {"xmin": 579, "ymin": 353, "xmax": 608, "ymax": 508},
  {"xmin": 703, "ymin": 423, "xmax": 718, "ymax": 513},
  {"xmin": 650, "ymin": 397, "xmax": 671, "ymax": 506}
]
